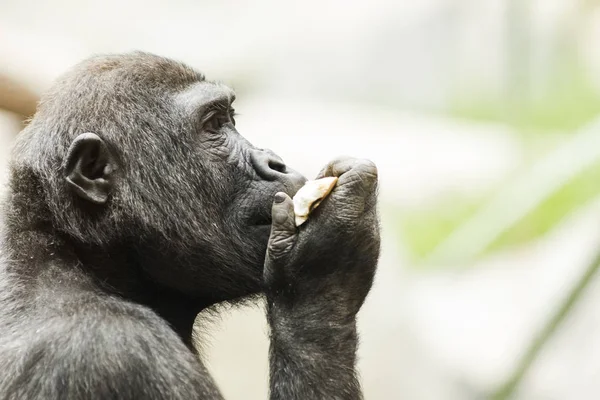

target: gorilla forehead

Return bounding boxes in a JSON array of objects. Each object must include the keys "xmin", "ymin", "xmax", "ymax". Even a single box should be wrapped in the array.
[{"xmin": 175, "ymin": 81, "xmax": 236, "ymax": 117}]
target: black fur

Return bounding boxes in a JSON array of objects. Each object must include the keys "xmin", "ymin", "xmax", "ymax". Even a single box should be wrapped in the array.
[{"xmin": 0, "ymin": 52, "xmax": 380, "ymax": 399}]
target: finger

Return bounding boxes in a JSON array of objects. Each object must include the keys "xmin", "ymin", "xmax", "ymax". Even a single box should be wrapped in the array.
[
  {"xmin": 266, "ymin": 192, "xmax": 297, "ymax": 263},
  {"xmin": 317, "ymin": 157, "xmax": 378, "ymax": 191},
  {"xmin": 315, "ymin": 156, "xmax": 355, "ymax": 179},
  {"xmin": 315, "ymin": 158, "xmax": 378, "ymax": 208},
  {"xmin": 307, "ymin": 159, "xmax": 377, "ymax": 228}
]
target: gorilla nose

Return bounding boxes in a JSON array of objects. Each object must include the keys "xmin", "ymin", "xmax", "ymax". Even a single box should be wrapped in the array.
[{"xmin": 250, "ymin": 149, "xmax": 306, "ymax": 192}]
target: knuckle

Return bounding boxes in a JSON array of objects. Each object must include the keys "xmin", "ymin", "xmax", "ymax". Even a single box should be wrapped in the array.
[
  {"xmin": 340, "ymin": 160, "xmax": 378, "ymax": 190},
  {"xmin": 326, "ymin": 156, "xmax": 357, "ymax": 176},
  {"xmin": 355, "ymin": 159, "xmax": 378, "ymax": 179},
  {"xmin": 343, "ymin": 173, "xmax": 368, "ymax": 188},
  {"xmin": 267, "ymin": 235, "xmax": 295, "ymax": 261}
]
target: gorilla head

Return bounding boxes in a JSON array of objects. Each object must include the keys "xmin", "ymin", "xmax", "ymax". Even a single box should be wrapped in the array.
[{"xmin": 8, "ymin": 52, "xmax": 306, "ymax": 305}]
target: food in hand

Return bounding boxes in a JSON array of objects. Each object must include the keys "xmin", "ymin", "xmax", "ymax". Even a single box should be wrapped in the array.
[{"xmin": 292, "ymin": 177, "xmax": 338, "ymax": 226}]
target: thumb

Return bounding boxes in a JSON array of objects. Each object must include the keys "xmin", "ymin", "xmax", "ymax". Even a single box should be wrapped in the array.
[{"xmin": 266, "ymin": 192, "xmax": 297, "ymax": 263}]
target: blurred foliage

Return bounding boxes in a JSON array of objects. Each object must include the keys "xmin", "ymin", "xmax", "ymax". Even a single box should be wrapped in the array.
[
  {"xmin": 395, "ymin": 160, "xmax": 600, "ymax": 266},
  {"xmin": 493, "ymin": 160, "xmax": 600, "ymax": 250},
  {"xmin": 393, "ymin": 198, "xmax": 480, "ymax": 262},
  {"xmin": 394, "ymin": 56, "xmax": 600, "ymax": 266}
]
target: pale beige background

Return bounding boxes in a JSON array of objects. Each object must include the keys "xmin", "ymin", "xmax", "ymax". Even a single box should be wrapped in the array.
[{"xmin": 2, "ymin": 1, "xmax": 600, "ymax": 398}]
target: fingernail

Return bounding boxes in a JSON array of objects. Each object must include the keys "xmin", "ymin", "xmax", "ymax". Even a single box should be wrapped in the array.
[{"xmin": 274, "ymin": 192, "xmax": 286, "ymax": 203}]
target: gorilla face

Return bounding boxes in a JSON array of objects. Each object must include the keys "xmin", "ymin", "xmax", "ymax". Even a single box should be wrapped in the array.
[
  {"xmin": 137, "ymin": 80, "xmax": 307, "ymax": 299},
  {"xmin": 12, "ymin": 53, "xmax": 306, "ymax": 301}
]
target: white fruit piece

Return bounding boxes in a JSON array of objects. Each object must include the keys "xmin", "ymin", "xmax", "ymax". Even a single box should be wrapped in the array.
[{"xmin": 292, "ymin": 177, "xmax": 338, "ymax": 226}]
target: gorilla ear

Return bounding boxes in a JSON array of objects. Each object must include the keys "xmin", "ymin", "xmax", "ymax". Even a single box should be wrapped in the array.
[{"xmin": 65, "ymin": 133, "xmax": 115, "ymax": 205}]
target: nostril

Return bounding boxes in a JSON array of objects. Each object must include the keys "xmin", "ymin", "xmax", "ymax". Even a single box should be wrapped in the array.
[
  {"xmin": 268, "ymin": 159, "xmax": 287, "ymax": 174},
  {"xmin": 251, "ymin": 149, "xmax": 291, "ymax": 180}
]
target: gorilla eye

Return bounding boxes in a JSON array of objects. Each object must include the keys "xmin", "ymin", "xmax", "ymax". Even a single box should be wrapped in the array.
[
  {"xmin": 205, "ymin": 112, "xmax": 228, "ymax": 131},
  {"xmin": 202, "ymin": 106, "xmax": 236, "ymax": 132}
]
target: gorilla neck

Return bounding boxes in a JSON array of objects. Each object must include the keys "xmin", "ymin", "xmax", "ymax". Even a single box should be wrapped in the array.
[
  {"xmin": 73, "ymin": 242, "xmax": 214, "ymax": 341},
  {"xmin": 2, "ymin": 205, "xmax": 211, "ymax": 347}
]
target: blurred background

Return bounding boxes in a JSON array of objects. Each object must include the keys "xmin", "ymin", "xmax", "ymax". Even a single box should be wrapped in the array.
[{"xmin": 2, "ymin": 0, "xmax": 600, "ymax": 398}]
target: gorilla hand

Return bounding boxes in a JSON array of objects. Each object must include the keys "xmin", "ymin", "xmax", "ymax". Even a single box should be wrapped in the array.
[
  {"xmin": 264, "ymin": 157, "xmax": 380, "ymax": 319},
  {"xmin": 263, "ymin": 157, "xmax": 380, "ymax": 400}
]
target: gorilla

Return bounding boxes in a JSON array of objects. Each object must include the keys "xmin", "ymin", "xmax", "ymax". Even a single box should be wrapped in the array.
[{"xmin": 0, "ymin": 52, "xmax": 380, "ymax": 400}]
